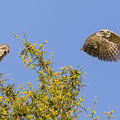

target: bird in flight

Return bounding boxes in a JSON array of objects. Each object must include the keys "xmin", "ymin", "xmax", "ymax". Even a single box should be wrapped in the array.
[
  {"xmin": 0, "ymin": 44, "xmax": 10, "ymax": 62},
  {"xmin": 81, "ymin": 29, "xmax": 120, "ymax": 62}
]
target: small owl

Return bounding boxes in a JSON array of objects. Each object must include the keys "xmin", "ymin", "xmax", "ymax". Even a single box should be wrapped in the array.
[
  {"xmin": 0, "ymin": 44, "xmax": 10, "ymax": 62},
  {"xmin": 81, "ymin": 29, "xmax": 120, "ymax": 62}
]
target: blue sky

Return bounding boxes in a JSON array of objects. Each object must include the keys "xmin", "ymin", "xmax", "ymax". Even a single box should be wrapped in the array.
[{"xmin": 1, "ymin": 0, "xmax": 120, "ymax": 119}]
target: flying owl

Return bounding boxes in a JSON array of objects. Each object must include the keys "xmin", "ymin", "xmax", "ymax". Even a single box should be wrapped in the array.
[
  {"xmin": 81, "ymin": 29, "xmax": 120, "ymax": 62},
  {"xmin": 0, "ymin": 44, "xmax": 10, "ymax": 62}
]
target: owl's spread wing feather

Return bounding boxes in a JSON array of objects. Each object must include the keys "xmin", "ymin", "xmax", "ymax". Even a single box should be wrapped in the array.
[
  {"xmin": 82, "ymin": 33, "xmax": 120, "ymax": 62},
  {"xmin": 81, "ymin": 33, "xmax": 101, "ymax": 56},
  {"xmin": 98, "ymin": 39, "xmax": 120, "ymax": 62}
]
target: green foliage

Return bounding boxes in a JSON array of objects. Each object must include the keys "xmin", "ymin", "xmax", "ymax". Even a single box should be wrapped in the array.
[{"xmin": 0, "ymin": 34, "xmax": 115, "ymax": 120}]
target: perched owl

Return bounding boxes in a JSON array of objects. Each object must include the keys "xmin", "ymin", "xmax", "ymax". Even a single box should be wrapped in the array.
[
  {"xmin": 81, "ymin": 29, "xmax": 120, "ymax": 62},
  {"xmin": 0, "ymin": 44, "xmax": 10, "ymax": 62}
]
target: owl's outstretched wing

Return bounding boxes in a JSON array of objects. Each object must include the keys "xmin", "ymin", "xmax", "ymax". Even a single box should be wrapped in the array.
[
  {"xmin": 81, "ymin": 34, "xmax": 120, "ymax": 62},
  {"xmin": 81, "ymin": 34, "xmax": 101, "ymax": 58}
]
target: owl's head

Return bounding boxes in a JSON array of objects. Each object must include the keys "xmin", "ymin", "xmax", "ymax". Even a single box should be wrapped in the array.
[{"xmin": 96, "ymin": 29, "xmax": 111, "ymax": 38}]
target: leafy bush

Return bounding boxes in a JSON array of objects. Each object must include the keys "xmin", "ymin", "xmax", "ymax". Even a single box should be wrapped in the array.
[{"xmin": 0, "ymin": 34, "xmax": 115, "ymax": 120}]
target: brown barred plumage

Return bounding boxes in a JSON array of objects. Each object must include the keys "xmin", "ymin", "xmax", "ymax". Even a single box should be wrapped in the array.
[{"xmin": 81, "ymin": 29, "xmax": 120, "ymax": 62}]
